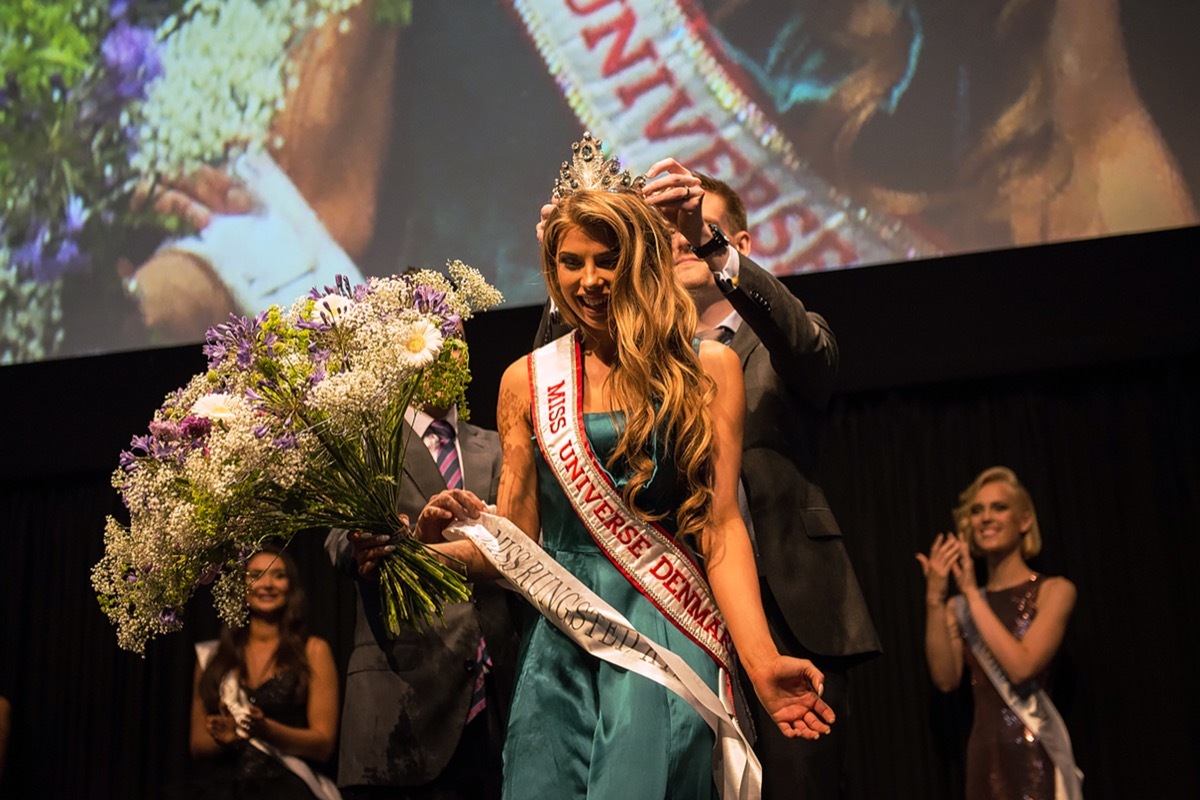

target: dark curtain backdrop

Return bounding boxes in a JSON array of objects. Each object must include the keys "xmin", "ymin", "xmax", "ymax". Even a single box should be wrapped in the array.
[
  {"xmin": 3, "ymin": 353, "xmax": 1197, "ymax": 799},
  {"xmin": 2, "ymin": 228, "xmax": 1198, "ymax": 798}
]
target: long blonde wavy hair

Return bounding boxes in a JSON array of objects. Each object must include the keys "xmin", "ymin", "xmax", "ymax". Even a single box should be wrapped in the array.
[{"xmin": 541, "ymin": 190, "xmax": 717, "ymax": 546}]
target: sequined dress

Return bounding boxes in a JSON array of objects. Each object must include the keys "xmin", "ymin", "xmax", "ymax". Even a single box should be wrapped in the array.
[
  {"xmin": 963, "ymin": 574, "xmax": 1056, "ymax": 800},
  {"xmin": 501, "ymin": 412, "xmax": 720, "ymax": 800}
]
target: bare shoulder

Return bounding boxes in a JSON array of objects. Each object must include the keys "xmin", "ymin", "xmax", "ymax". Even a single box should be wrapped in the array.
[
  {"xmin": 697, "ymin": 339, "xmax": 740, "ymax": 374},
  {"xmin": 499, "ymin": 356, "xmax": 532, "ymax": 401},
  {"xmin": 697, "ymin": 340, "xmax": 744, "ymax": 392},
  {"xmin": 1039, "ymin": 576, "xmax": 1078, "ymax": 611},
  {"xmin": 305, "ymin": 635, "xmax": 334, "ymax": 662}
]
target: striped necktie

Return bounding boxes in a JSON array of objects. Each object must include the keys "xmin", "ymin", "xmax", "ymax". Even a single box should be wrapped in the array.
[
  {"xmin": 427, "ymin": 419, "xmax": 462, "ymax": 490},
  {"xmin": 427, "ymin": 418, "xmax": 490, "ymax": 722}
]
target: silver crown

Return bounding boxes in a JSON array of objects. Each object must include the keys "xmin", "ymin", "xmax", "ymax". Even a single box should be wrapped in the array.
[{"xmin": 552, "ymin": 131, "xmax": 646, "ymax": 200}]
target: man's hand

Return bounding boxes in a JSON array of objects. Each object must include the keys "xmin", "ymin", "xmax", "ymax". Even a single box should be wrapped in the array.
[
  {"xmin": 643, "ymin": 157, "xmax": 705, "ymax": 246},
  {"xmin": 415, "ymin": 489, "xmax": 489, "ymax": 543}
]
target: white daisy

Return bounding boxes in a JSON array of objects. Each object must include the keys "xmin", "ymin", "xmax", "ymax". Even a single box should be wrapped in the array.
[
  {"xmin": 396, "ymin": 319, "xmax": 443, "ymax": 368},
  {"xmin": 191, "ymin": 393, "xmax": 237, "ymax": 422}
]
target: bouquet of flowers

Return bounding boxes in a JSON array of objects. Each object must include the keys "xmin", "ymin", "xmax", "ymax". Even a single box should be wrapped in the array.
[
  {"xmin": 1, "ymin": 0, "xmax": 411, "ymax": 363},
  {"xmin": 0, "ymin": 1, "xmax": 170, "ymax": 362},
  {"xmin": 92, "ymin": 261, "xmax": 503, "ymax": 654}
]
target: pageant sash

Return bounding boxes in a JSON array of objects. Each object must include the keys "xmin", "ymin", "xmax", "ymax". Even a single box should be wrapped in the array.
[
  {"xmin": 445, "ymin": 512, "xmax": 761, "ymax": 799},
  {"xmin": 194, "ymin": 642, "xmax": 342, "ymax": 800},
  {"xmin": 952, "ymin": 597, "xmax": 1083, "ymax": 800},
  {"xmin": 529, "ymin": 333, "xmax": 733, "ymax": 673},
  {"xmin": 507, "ymin": 0, "xmax": 937, "ymax": 273}
]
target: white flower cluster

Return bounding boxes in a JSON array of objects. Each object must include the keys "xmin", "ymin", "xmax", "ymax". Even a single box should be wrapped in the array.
[
  {"xmin": 94, "ymin": 372, "xmax": 314, "ymax": 652},
  {"xmin": 94, "ymin": 265, "xmax": 502, "ymax": 653},
  {"xmin": 129, "ymin": 0, "xmax": 366, "ymax": 180},
  {"xmin": 0, "ymin": 255, "xmax": 64, "ymax": 364}
]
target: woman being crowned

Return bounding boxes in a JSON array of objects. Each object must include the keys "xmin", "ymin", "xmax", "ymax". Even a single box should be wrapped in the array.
[{"xmin": 417, "ymin": 134, "xmax": 833, "ymax": 798}]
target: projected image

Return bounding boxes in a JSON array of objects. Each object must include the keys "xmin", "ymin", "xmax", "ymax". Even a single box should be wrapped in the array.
[{"xmin": 2, "ymin": 0, "xmax": 1196, "ymax": 364}]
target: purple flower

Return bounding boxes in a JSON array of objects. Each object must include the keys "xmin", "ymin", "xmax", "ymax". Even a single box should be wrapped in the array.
[
  {"xmin": 296, "ymin": 317, "xmax": 331, "ymax": 332},
  {"xmin": 195, "ymin": 563, "xmax": 222, "ymax": 586},
  {"xmin": 109, "ymin": 0, "xmax": 131, "ymax": 18},
  {"xmin": 204, "ymin": 314, "xmax": 261, "ymax": 370},
  {"xmin": 12, "ymin": 220, "xmax": 91, "ymax": 282},
  {"xmin": 118, "ymin": 450, "xmax": 139, "ymax": 473},
  {"xmin": 10, "ymin": 224, "xmax": 49, "ymax": 276},
  {"xmin": 440, "ymin": 313, "xmax": 462, "ymax": 338},
  {"xmin": 252, "ymin": 424, "xmax": 270, "ymax": 439},
  {"xmin": 51, "ymin": 237, "xmax": 91, "ymax": 277},
  {"xmin": 148, "ymin": 419, "xmax": 182, "ymax": 441},
  {"xmin": 158, "ymin": 607, "xmax": 178, "ymax": 625},
  {"xmin": 100, "ymin": 21, "xmax": 162, "ymax": 101},
  {"xmin": 273, "ymin": 432, "xmax": 298, "ymax": 451},
  {"xmin": 412, "ymin": 285, "xmax": 451, "ymax": 316},
  {"xmin": 179, "ymin": 415, "xmax": 212, "ymax": 440}
]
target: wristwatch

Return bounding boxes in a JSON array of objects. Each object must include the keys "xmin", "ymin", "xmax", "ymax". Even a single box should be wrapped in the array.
[{"xmin": 691, "ymin": 223, "xmax": 730, "ymax": 259}]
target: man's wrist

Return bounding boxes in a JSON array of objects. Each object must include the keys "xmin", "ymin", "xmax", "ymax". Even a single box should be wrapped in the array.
[{"xmin": 692, "ymin": 223, "xmax": 730, "ymax": 259}]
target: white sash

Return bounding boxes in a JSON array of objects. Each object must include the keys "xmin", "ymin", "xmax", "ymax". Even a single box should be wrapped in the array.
[
  {"xmin": 951, "ymin": 597, "xmax": 1083, "ymax": 800},
  {"xmin": 529, "ymin": 333, "xmax": 734, "ymax": 673},
  {"xmin": 507, "ymin": 0, "xmax": 937, "ymax": 272},
  {"xmin": 195, "ymin": 641, "xmax": 341, "ymax": 800},
  {"xmin": 446, "ymin": 512, "xmax": 761, "ymax": 799}
]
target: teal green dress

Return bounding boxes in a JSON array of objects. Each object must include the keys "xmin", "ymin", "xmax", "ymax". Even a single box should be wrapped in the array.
[{"xmin": 502, "ymin": 413, "xmax": 720, "ymax": 799}]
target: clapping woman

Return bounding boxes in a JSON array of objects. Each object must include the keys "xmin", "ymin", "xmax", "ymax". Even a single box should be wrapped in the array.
[
  {"xmin": 183, "ymin": 544, "xmax": 340, "ymax": 800},
  {"xmin": 918, "ymin": 466, "xmax": 1081, "ymax": 800}
]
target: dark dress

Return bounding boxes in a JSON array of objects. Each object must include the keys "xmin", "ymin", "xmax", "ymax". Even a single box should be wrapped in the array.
[
  {"xmin": 963, "ymin": 574, "xmax": 1056, "ymax": 800},
  {"xmin": 171, "ymin": 671, "xmax": 321, "ymax": 800},
  {"xmin": 501, "ymin": 413, "xmax": 720, "ymax": 800}
]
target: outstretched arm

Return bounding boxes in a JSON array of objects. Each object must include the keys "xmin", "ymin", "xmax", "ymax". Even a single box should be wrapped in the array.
[{"xmin": 699, "ymin": 343, "xmax": 835, "ymax": 739}]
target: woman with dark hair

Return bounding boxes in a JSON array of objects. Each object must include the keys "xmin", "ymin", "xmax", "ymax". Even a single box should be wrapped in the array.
[
  {"xmin": 918, "ymin": 466, "xmax": 1081, "ymax": 800},
  {"xmin": 185, "ymin": 544, "xmax": 340, "ymax": 800},
  {"xmin": 416, "ymin": 138, "xmax": 835, "ymax": 798}
]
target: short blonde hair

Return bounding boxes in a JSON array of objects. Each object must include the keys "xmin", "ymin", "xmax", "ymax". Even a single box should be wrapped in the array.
[{"xmin": 954, "ymin": 466, "xmax": 1041, "ymax": 558}]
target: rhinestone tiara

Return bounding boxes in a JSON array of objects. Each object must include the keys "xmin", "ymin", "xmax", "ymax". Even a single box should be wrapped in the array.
[{"xmin": 552, "ymin": 131, "xmax": 647, "ymax": 200}]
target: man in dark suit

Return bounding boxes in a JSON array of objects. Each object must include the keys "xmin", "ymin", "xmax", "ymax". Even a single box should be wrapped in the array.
[
  {"xmin": 675, "ymin": 171, "xmax": 881, "ymax": 800},
  {"xmin": 325, "ymin": 400, "xmax": 518, "ymax": 800},
  {"xmin": 537, "ymin": 166, "xmax": 880, "ymax": 798}
]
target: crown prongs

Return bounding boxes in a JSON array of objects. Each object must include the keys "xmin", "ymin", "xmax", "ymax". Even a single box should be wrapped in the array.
[{"xmin": 552, "ymin": 131, "xmax": 646, "ymax": 200}]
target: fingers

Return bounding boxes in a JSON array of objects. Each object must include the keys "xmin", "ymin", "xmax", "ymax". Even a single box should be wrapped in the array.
[
  {"xmin": 349, "ymin": 531, "xmax": 393, "ymax": 577},
  {"xmin": 153, "ymin": 189, "xmax": 217, "ymax": 230},
  {"xmin": 536, "ymin": 202, "xmax": 556, "ymax": 243},
  {"xmin": 143, "ymin": 166, "xmax": 255, "ymax": 229},
  {"xmin": 643, "ymin": 157, "xmax": 690, "ymax": 179},
  {"xmin": 415, "ymin": 489, "xmax": 487, "ymax": 542},
  {"xmin": 643, "ymin": 175, "xmax": 702, "ymax": 208}
]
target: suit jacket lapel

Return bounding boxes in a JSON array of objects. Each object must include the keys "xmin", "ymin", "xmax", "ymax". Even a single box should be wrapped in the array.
[
  {"xmin": 401, "ymin": 421, "xmax": 447, "ymax": 499},
  {"xmin": 729, "ymin": 321, "xmax": 758, "ymax": 367}
]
